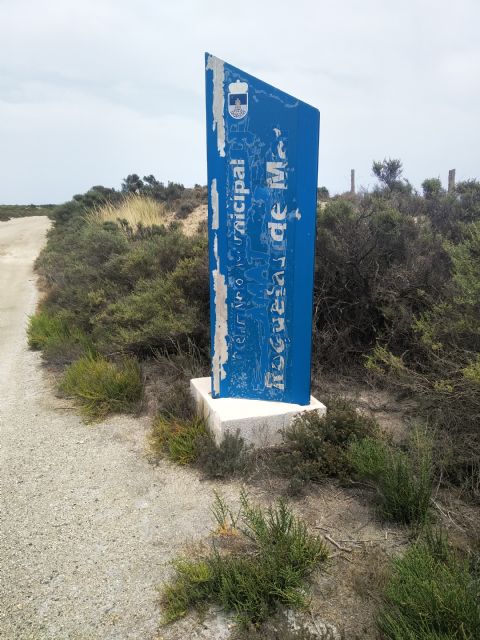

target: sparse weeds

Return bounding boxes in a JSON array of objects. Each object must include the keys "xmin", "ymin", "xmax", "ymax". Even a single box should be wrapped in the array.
[
  {"xmin": 150, "ymin": 372, "xmax": 204, "ymax": 467},
  {"xmin": 350, "ymin": 547, "xmax": 390, "ymax": 602},
  {"xmin": 59, "ymin": 354, "xmax": 142, "ymax": 420},
  {"xmin": 211, "ymin": 490, "xmax": 240, "ymax": 536},
  {"xmin": 348, "ymin": 428, "xmax": 434, "ymax": 525},
  {"xmin": 161, "ymin": 492, "xmax": 328, "ymax": 627},
  {"xmin": 378, "ymin": 529, "xmax": 480, "ymax": 639}
]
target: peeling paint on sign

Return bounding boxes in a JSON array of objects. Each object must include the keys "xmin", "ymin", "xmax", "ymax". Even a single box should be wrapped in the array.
[
  {"xmin": 211, "ymin": 178, "xmax": 219, "ymax": 230},
  {"xmin": 205, "ymin": 53, "xmax": 320, "ymax": 405},
  {"xmin": 205, "ymin": 54, "xmax": 225, "ymax": 158},
  {"xmin": 212, "ymin": 235, "xmax": 228, "ymax": 395}
]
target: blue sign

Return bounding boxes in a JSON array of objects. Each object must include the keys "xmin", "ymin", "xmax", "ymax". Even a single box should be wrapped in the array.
[{"xmin": 205, "ymin": 53, "xmax": 319, "ymax": 405}]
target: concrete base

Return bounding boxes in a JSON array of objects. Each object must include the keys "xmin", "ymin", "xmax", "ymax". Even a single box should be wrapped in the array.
[{"xmin": 190, "ymin": 377, "xmax": 326, "ymax": 447}]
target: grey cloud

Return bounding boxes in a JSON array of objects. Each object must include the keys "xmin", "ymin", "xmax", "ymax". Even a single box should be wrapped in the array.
[{"xmin": 0, "ymin": 0, "xmax": 479, "ymax": 202}]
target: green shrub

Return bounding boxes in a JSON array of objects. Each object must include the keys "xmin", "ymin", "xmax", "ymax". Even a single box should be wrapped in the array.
[
  {"xmin": 60, "ymin": 354, "xmax": 142, "ymax": 420},
  {"xmin": 161, "ymin": 493, "xmax": 328, "ymax": 627},
  {"xmin": 274, "ymin": 397, "xmax": 378, "ymax": 493},
  {"xmin": 423, "ymin": 179, "xmax": 480, "ymax": 239},
  {"xmin": 378, "ymin": 531, "xmax": 480, "ymax": 639},
  {"xmin": 313, "ymin": 199, "xmax": 449, "ymax": 368},
  {"xmin": 368, "ymin": 345, "xmax": 480, "ymax": 503},
  {"xmin": 367, "ymin": 222, "xmax": 480, "ymax": 501},
  {"xmin": 348, "ymin": 430, "xmax": 434, "ymax": 525},
  {"xmin": 35, "ymin": 196, "xmax": 209, "ymax": 360},
  {"xmin": 35, "ymin": 221, "xmax": 129, "ymax": 329},
  {"xmin": 102, "ymin": 229, "xmax": 202, "ymax": 287},
  {"xmin": 28, "ymin": 310, "xmax": 68, "ymax": 350},
  {"xmin": 422, "ymin": 177, "xmax": 444, "ymax": 199},
  {"xmin": 28, "ymin": 310, "xmax": 94, "ymax": 364},
  {"xmin": 150, "ymin": 415, "xmax": 208, "ymax": 464},
  {"xmin": 94, "ymin": 252, "xmax": 209, "ymax": 355}
]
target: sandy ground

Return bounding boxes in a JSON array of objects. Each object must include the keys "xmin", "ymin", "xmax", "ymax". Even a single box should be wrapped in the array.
[{"xmin": 0, "ymin": 216, "xmax": 238, "ymax": 639}]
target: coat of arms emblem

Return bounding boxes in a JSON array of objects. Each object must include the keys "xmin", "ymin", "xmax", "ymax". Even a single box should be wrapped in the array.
[{"xmin": 228, "ymin": 80, "xmax": 248, "ymax": 119}]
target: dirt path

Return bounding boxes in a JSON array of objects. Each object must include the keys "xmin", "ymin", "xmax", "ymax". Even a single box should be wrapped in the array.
[{"xmin": 0, "ymin": 217, "xmax": 236, "ymax": 639}]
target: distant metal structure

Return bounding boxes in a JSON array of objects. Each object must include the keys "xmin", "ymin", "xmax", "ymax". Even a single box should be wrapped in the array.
[
  {"xmin": 448, "ymin": 168, "xmax": 456, "ymax": 193},
  {"xmin": 205, "ymin": 53, "xmax": 320, "ymax": 405}
]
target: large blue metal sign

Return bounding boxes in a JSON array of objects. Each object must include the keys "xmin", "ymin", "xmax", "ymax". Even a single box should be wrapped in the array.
[{"xmin": 205, "ymin": 53, "xmax": 319, "ymax": 405}]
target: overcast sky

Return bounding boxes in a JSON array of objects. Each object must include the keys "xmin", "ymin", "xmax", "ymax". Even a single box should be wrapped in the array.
[{"xmin": 0, "ymin": 0, "xmax": 478, "ymax": 203}]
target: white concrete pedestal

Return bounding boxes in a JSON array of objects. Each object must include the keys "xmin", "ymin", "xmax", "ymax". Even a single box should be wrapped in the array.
[{"xmin": 190, "ymin": 377, "xmax": 326, "ymax": 447}]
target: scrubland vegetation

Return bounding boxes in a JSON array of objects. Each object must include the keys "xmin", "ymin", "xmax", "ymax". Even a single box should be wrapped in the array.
[
  {"xmin": 348, "ymin": 429, "xmax": 434, "ymax": 526},
  {"xmin": 0, "ymin": 203, "xmax": 57, "ymax": 221},
  {"xmin": 162, "ymin": 492, "xmax": 329, "ymax": 628},
  {"xmin": 25, "ymin": 162, "xmax": 480, "ymax": 637},
  {"xmin": 378, "ymin": 530, "xmax": 480, "ymax": 639},
  {"xmin": 59, "ymin": 354, "xmax": 142, "ymax": 420}
]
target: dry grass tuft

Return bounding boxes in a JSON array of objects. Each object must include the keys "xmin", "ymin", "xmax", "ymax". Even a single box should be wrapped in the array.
[
  {"xmin": 85, "ymin": 195, "xmax": 207, "ymax": 237},
  {"xmin": 87, "ymin": 195, "xmax": 168, "ymax": 231}
]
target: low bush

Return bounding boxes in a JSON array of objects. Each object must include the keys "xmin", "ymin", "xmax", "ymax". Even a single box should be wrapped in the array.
[
  {"xmin": 34, "ymin": 197, "xmax": 210, "ymax": 364},
  {"xmin": 197, "ymin": 430, "xmax": 250, "ymax": 479},
  {"xmin": 102, "ymin": 230, "xmax": 201, "ymax": 288},
  {"xmin": 423, "ymin": 179, "xmax": 480, "ymax": 240},
  {"xmin": 150, "ymin": 414, "xmax": 208, "ymax": 465},
  {"xmin": 93, "ymin": 251, "xmax": 209, "ymax": 355},
  {"xmin": 378, "ymin": 530, "xmax": 480, "ymax": 639},
  {"xmin": 348, "ymin": 429, "xmax": 434, "ymax": 525},
  {"xmin": 161, "ymin": 492, "xmax": 328, "ymax": 627},
  {"xmin": 273, "ymin": 397, "xmax": 378, "ymax": 494},
  {"xmin": 176, "ymin": 200, "xmax": 196, "ymax": 219},
  {"xmin": 60, "ymin": 354, "xmax": 142, "ymax": 420},
  {"xmin": 35, "ymin": 220, "xmax": 129, "ymax": 331},
  {"xmin": 313, "ymin": 198, "xmax": 450, "ymax": 369},
  {"xmin": 151, "ymin": 407, "xmax": 250, "ymax": 477},
  {"xmin": 367, "ymin": 221, "xmax": 480, "ymax": 501},
  {"xmin": 28, "ymin": 310, "xmax": 94, "ymax": 364}
]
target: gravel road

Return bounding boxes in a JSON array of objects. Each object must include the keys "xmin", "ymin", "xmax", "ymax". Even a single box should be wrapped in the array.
[{"xmin": 0, "ymin": 217, "xmax": 235, "ymax": 640}]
